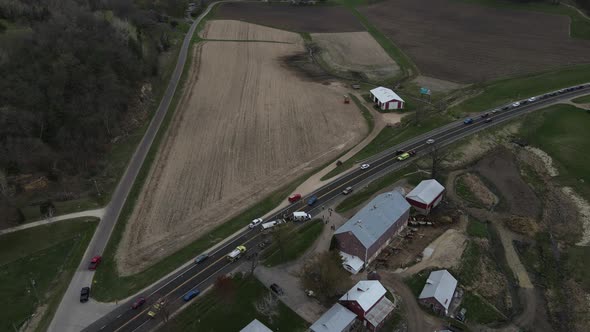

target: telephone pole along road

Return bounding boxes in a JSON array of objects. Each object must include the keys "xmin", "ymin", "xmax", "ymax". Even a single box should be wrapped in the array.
[
  {"xmin": 48, "ymin": 3, "xmax": 225, "ymax": 332},
  {"xmin": 85, "ymin": 86, "xmax": 590, "ymax": 332}
]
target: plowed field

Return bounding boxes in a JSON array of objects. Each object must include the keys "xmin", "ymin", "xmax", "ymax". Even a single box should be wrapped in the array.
[
  {"xmin": 215, "ymin": 2, "xmax": 364, "ymax": 33},
  {"xmin": 116, "ymin": 22, "xmax": 366, "ymax": 274},
  {"xmin": 312, "ymin": 31, "xmax": 400, "ymax": 81},
  {"xmin": 360, "ymin": 0, "xmax": 590, "ymax": 83}
]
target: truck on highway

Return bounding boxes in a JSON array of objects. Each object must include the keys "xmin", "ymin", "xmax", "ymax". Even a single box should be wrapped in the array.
[
  {"xmin": 261, "ymin": 219, "xmax": 285, "ymax": 231},
  {"xmin": 292, "ymin": 211, "xmax": 312, "ymax": 221},
  {"xmin": 226, "ymin": 245, "xmax": 247, "ymax": 262}
]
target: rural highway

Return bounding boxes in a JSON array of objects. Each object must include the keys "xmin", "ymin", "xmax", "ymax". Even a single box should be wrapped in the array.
[
  {"xmin": 84, "ymin": 86, "xmax": 590, "ymax": 332},
  {"xmin": 47, "ymin": 3, "xmax": 225, "ymax": 332}
]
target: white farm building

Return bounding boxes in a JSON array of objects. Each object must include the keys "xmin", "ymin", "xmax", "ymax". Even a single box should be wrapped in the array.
[{"xmin": 370, "ymin": 87, "xmax": 404, "ymax": 111}]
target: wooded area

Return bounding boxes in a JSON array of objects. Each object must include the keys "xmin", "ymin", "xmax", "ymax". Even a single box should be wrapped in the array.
[{"xmin": 0, "ymin": 0, "xmax": 189, "ymax": 226}]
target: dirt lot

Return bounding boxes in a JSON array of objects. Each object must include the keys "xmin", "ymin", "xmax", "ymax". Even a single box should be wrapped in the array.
[
  {"xmin": 215, "ymin": 3, "xmax": 364, "ymax": 33},
  {"xmin": 201, "ymin": 20, "xmax": 300, "ymax": 42},
  {"xmin": 360, "ymin": 0, "xmax": 590, "ymax": 82},
  {"xmin": 311, "ymin": 32, "xmax": 399, "ymax": 80},
  {"xmin": 458, "ymin": 172, "xmax": 498, "ymax": 208},
  {"xmin": 116, "ymin": 22, "xmax": 366, "ymax": 275},
  {"xmin": 474, "ymin": 148, "xmax": 541, "ymax": 218}
]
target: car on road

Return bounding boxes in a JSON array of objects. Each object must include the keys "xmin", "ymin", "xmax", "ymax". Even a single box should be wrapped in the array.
[
  {"xmin": 80, "ymin": 287, "xmax": 90, "ymax": 303},
  {"xmin": 183, "ymin": 289, "xmax": 200, "ymax": 301},
  {"xmin": 360, "ymin": 163, "xmax": 370, "ymax": 170},
  {"xmin": 307, "ymin": 195, "xmax": 318, "ymax": 206},
  {"xmin": 88, "ymin": 255, "xmax": 102, "ymax": 270},
  {"xmin": 480, "ymin": 112, "xmax": 490, "ymax": 118},
  {"xmin": 501, "ymin": 106, "xmax": 510, "ymax": 111},
  {"xmin": 342, "ymin": 186, "xmax": 353, "ymax": 195},
  {"xmin": 397, "ymin": 152, "xmax": 411, "ymax": 161},
  {"xmin": 528, "ymin": 97, "xmax": 537, "ymax": 102},
  {"xmin": 463, "ymin": 118, "xmax": 473, "ymax": 124},
  {"xmin": 558, "ymin": 89, "xmax": 566, "ymax": 94},
  {"xmin": 426, "ymin": 139, "xmax": 435, "ymax": 144},
  {"xmin": 249, "ymin": 218, "xmax": 263, "ymax": 229},
  {"xmin": 512, "ymin": 102, "xmax": 520, "ymax": 107},
  {"xmin": 395, "ymin": 150, "xmax": 405, "ymax": 155},
  {"xmin": 484, "ymin": 118, "xmax": 493, "ymax": 123},
  {"xmin": 147, "ymin": 300, "xmax": 165, "ymax": 318},
  {"xmin": 288, "ymin": 193, "xmax": 301, "ymax": 203},
  {"xmin": 491, "ymin": 109, "xmax": 499, "ymax": 114},
  {"xmin": 131, "ymin": 297, "xmax": 146, "ymax": 309},
  {"xmin": 194, "ymin": 254, "xmax": 208, "ymax": 264},
  {"xmin": 270, "ymin": 283, "xmax": 284, "ymax": 295}
]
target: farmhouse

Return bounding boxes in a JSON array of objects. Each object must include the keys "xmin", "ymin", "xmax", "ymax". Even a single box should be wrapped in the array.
[
  {"xmin": 405, "ymin": 179, "xmax": 445, "ymax": 215},
  {"xmin": 370, "ymin": 87, "xmax": 404, "ymax": 110},
  {"xmin": 310, "ymin": 303, "xmax": 357, "ymax": 332},
  {"xmin": 339, "ymin": 280, "xmax": 395, "ymax": 331},
  {"xmin": 240, "ymin": 319, "xmax": 272, "ymax": 332},
  {"xmin": 418, "ymin": 269, "xmax": 458, "ymax": 315},
  {"xmin": 334, "ymin": 190, "xmax": 411, "ymax": 273}
]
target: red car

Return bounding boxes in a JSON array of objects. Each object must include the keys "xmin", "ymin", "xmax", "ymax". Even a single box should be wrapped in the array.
[
  {"xmin": 131, "ymin": 297, "xmax": 146, "ymax": 309},
  {"xmin": 88, "ymin": 256, "xmax": 102, "ymax": 270},
  {"xmin": 288, "ymin": 194, "xmax": 302, "ymax": 203}
]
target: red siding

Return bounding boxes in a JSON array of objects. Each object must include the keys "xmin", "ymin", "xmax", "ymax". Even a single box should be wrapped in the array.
[
  {"xmin": 340, "ymin": 300, "xmax": 365, "ymax": 319},
  {"xmin": 406, "ymin": 197, "xmax": 428, "ymax": 209},
  {"xmin": 419, "ymin": 297, "xmax": 446, "ymax": 315},
  {"xmin": 335, "ymin": 232, "xmax": 366, "ymax": 262}
]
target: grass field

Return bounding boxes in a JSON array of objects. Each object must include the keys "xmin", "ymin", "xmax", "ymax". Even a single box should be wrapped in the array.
[
  {"xmin": 520, "ymin": 104, "xmax": 590, "ymax": 198},
  {"xmin": 456, "ymin": 240, "xmax": 481, "ymax": 286},
  {"xmin": 404, "ymin": 269, "xmax": 429, "ymax": 297},
  {"xmin": 335, "ymin": 165, "xmax": 426, "ymax": 213},
  {"xmin": 565, "ymin": 246, "xmax": 590, "ymax": 291},
  {"xmin": 467, "ymin": 218, "xmax": 489, "ymax": 238},
  {"xmin": 455, "ymin": 175, "xmax": 482, "ymax": 207},
  {"xmin": 462, "ymin": 291, "xmax": 506, "ymax": 324},
  {"xmin": 461, "ymin": 0, "xmax": 590, "ymax": 40},
  {"xmin": 161, "ymin": 275, "xmax": 307, "ymax": 331},
  {"xmin": 262, "ymin": 221, "xmax": 324, "ymax": 267},
  {"xmin": 449, "ymin": 65, "xmax": 590, "ymax": 115},
  {"xmin": 0, "ymin": 219, "xmax": 97, "ymax": 332},
  {"xmin": 573, "ymin": 94, "xmax": 590, "ymax": 104},
  {"xmin": 322, "ymin": 114, "xmax": 450, "ymax": 180}
]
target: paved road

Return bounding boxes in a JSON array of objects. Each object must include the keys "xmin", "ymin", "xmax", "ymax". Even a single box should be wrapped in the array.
[
  {"xmin": 47, "ymin": 3, "xmax": 222, "ymax": 331},
  {"xmin": 84, "ymin": 86, "xmax": 590, "ymax": 332}
]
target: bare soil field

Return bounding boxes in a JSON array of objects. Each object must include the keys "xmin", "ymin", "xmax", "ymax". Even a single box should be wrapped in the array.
[
  {"xmin": 360, "ymin": 0, "xmax": 590, "ymax": 83},
  {"xmin": 201, "ymin": 20, "xmax": 300, "ymax": 43},
  {"xmin": 475, "ymin": 148, "xmax": 541, "ymax": 218},
  {"xmin": 215, "ymin": 3, "xmax": 364, "ymax": 33},
  {"xmin": 116, "ymin": 23, "xmax": 366, "ymax": 275},
  {"xmin": 458, "ymin": 172, "xmax": 498, "ymax": 208},
  {"xmin": 311, "ymin": 32, "xmax": 399, "ymax": 81}
]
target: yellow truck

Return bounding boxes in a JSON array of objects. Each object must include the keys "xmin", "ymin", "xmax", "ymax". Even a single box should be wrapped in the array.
[{"xmin": 226, "ymin": 245, "xmax": 246, "ymax": 262}]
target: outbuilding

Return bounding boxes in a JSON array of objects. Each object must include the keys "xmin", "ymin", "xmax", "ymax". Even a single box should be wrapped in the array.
[
  {"xmin": 339, "ymin": 280, "xmax": 395, "ymax": 331},
  {"xmin": 334, "ymin": 190, "xmax": 410, "ymax": 272},
  {"xmin": 370, "ymin": 87, "xmax": 405, "ymax": 111},
  {"xmin": 310, "ymin": 303, "xmax": 358, "ymax": 332},
  {"xmin": 418, "ymin": 270, "xmax": 458, "ymax": 316},
  {"xmin": 240, "ymin": 319, "xmax": 273, "ymax": 332},
  {"xmin": 405, "ymin": 179, "xmax": 445, "ymax": 215}
]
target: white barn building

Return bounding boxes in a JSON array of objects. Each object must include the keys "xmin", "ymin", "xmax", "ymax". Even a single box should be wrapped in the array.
[{"xmin": 370, "ymin": 87, "xmax": 405, "ymax": 111}]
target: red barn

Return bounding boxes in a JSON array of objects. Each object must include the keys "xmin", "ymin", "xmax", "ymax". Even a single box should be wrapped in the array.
[
  {"xmin": 405, "ymin": 179, "xmax": 445, "ymax": 215},
  {"xmin": 370, "ymin": 87, "xmax": 405, "ymax": 111},
  {"xmin": 339, "ymin": 280, "xmax": 395, "ymax": 331}
]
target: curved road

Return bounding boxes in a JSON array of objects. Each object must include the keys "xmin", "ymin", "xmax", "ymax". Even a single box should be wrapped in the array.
[
  {"xmin": 83, "ymin": 86, "xmax": 590, "ymax": 332},
  {"xmin": 47, "ymin": 3, "xmax": 225, "ymax": 331}
]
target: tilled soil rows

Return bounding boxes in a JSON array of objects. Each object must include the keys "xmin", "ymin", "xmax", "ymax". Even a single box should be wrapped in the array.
[
  {"xmin": 360, "ymin": 0, "xmax": 590, "ymax": 83},
  {"xmin": 215, "ymin": 3, "xmax": 365, "ymax": 33},
  {"xmin": 311, "ymin": 31, "xmax": 400, "ymax": 81},
  {"xmin": 116, "ymin": 22, "xmax": 366, "ymax": 275}
]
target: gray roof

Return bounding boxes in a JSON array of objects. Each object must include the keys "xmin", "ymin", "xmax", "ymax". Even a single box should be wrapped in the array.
[
  {"xmin": 240, "ymin": 319, "xmax": 273, "ymax": 332},
  {"xmin": 418, "ymin": 270, "xmax": 457, "ymax": 312},
  {"xmin": 365, "ymin": 296, "xmax": 395, "ymax": 327},
  {"xmin": 310, "ymin": 303, "xmax": 357, "ymax": 332},
  {"xmin": 406, "ymin": 179, "xmax": 445, "ymax": 204},
  {"xmin": 335, "ymin": 190, "xmax": 410, "ymax": 249}
]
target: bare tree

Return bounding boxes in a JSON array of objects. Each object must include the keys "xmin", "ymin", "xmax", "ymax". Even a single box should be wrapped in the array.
[
  {"xmin": 255, "ymin": 292, "xmax": 279, "ymax": 324},
  {"xmin": 272, "ymin": 223, "xmax": 293, "ymax": 261},
  {"xmin": 249, "ymin": 251, "xmax": 259, "ymax": 276},
  {"xmin": 429, "ymin": 143, "xmax": 450, "ymax": 180}
]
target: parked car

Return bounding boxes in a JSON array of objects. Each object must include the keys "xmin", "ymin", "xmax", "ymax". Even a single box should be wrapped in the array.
[
  {"xmin": 426, "ymin": 139, "xmax": 435, "ymax": 144},
  {"xmin": 88, "ymin": 256, "xmax": 102, "ymax": 270},
  {"xmin": 307, "ymin": 195, "xmax": 318, "ymax": 206},
  {"xmin": 360, "ymin": 163, "xmax": 370, "ymax": 170},
  {"xmin": 342, "ymin": 186, "xmax": 353, "ymax": 195},
  {"xmin": 397, "ymin": 152, "xmax": 411, "ymax": 161},
  {"xmin": 456, "ymin": 307, "xmax": 467, "ymax": 322},
  {"xmin": 80, "ymin": 287, "xmax": 90, "ymax": 303},
  {"xmin": 288, "ymin": 193, "xmax": 302, "ymax": 203},
  {"xmin": 183, "ymin": 289, "xmax": 200, "ymax": 301},
  {"xmin": 249, "ymin": 218, "xmax": 263, "ymax": 229},
  {"xmin": 270, "ymin": 283, "xmax": 284, "ymax": 295},
  {"xmin": 131, "ymin": 297, "xmax": 146, "ymax": 309},
  {"xmin": 194, "ymin": 254, "xmax": 208, "ymax": 264},
  {"xmin": 463, "ymin": 118, "xmax": 473, "ymax": 124}
]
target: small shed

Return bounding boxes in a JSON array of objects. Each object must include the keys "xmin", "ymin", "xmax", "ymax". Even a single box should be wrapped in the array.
[
  {"xmin": 339, "ymin": 280, "xmax": 395, "ymax": 331},
  {"xmin": 240, "ymin": 319, "xmax": 273, "ymax": 332},
  {"xmin": 405, "ymin": 179, "xmax": 445, "ymax": 215},
  {"xmin": 370, "ymin": 87, "xmax": 405, "ymax": 110},
  {"xmin": 418, "ymin": 270, "xmax": 458, "ymax": 315},
  {"xmin": 310, "ymin": 303, "xmax": 357, "ymax": 332}
]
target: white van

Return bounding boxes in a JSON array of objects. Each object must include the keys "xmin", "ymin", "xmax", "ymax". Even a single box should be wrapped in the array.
[{"xmin": 292, "ymin": 212, "xmax": 312, "ymax": 221}]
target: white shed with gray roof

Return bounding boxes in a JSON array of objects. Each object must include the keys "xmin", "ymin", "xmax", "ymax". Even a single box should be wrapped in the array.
[
  {"xmin": 418, "ymin": 269, "xmax": 458, "ymax": 315},
  {"xmin": 310, "ymin": 303, "xmax": 357, "ymax": 332}
]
